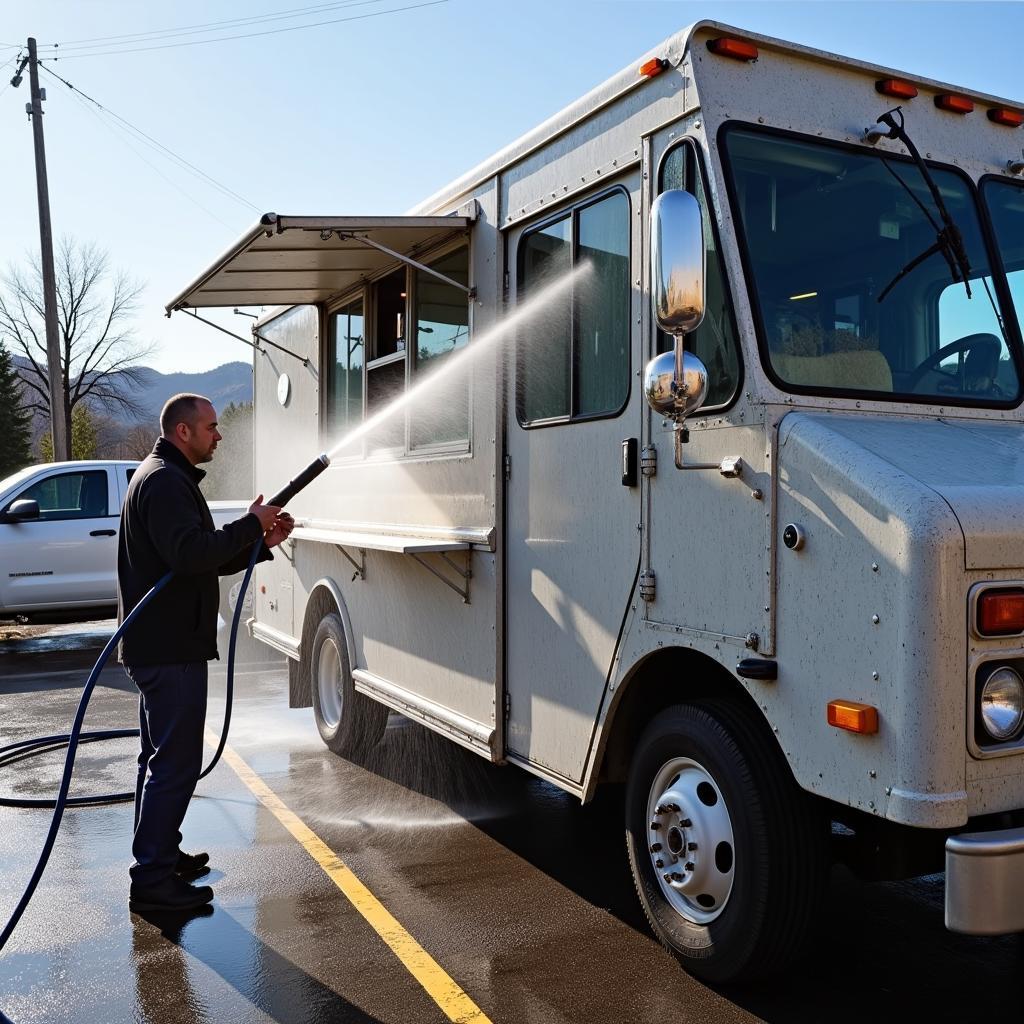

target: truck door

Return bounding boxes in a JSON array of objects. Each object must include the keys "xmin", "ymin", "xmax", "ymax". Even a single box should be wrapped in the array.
[
  {"xmin": 504, "ymin": 179, "xmax": 642, "ymax": 783},
  {"xmin": 643, "ymin": 132, "xmax": 772, "ymax": 656},
  {"xmin": 0, "ymin": 466, "xmax": 119, "ymax": 611}
]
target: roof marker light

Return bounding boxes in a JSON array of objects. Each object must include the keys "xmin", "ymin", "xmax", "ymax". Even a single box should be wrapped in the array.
[
  {"xmin": 876, "ymin": 78, "xmax": 918, "ymax": 99},
  {"xmin": 935, "ymin": 93, "xmax": 974, "ymax": 114},
  {"xmin": 707, "ymin": 37, "xmax": 759, "ymax": 62},
  {"xmin": 639, "ymin": 58, "xmax": 668, "ymax": 79},
  {"xmin": 827, "ymin": 700, "xmax": 879, "ymax": 735},
  {"xmin": 989, "ymin": 107, "xmax": 1024, "ymax": 128}
]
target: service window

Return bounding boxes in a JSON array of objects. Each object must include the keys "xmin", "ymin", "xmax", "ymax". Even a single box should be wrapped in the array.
[
  {"xmin": 325, "ymin": 244, "xmax": 472, "ymax": 455},
  {"xmin": 13, "ymin": 470, "xmax": 108, "ymax": 520},
  {"xmin": 658, "ymin": 141, "xmax": 741, "ymax": 410},
  {"xmin": 516, "ymin": 189, "xmax": 630, "ymax": 425},
  {"xmin": 411, "ymin": 245, "xmax": 470, "ymax": 449},
  {"xmin": 327, "ymin": 299, "xmax": 365, "ymax": 436}
]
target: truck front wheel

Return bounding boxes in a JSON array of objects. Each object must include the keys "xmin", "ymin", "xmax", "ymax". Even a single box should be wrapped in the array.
[
  {"xmin": 625, "ymin": 701, "xmax": 827, "ymax": 984},
  {"xmin": 310, "ymin": 612, "xmax": 388, "ymax": 758}
]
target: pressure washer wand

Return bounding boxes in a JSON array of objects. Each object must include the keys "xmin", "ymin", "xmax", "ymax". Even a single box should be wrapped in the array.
[{"xmin": 266, "ymin": 453, "xmax": 330, "ymax": 508}]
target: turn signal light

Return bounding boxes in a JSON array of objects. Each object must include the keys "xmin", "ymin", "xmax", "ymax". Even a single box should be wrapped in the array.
[
  {"xmin": 827, "ymin": 700, "xmax": 879, "ymax": 735},
  {"xmin": 707, "ymin": 37, "xmax": 759, "ymax": 62},
  {"xmin": 935, "ymin": 93, "xmax": 974, "ymax": 114},
  {"xmin": 978, "ymin": 589, "xmax": 1024, "ymax": 636},
  {"xmin": 988, "ymin": 107, "xmax": 1024, "ymax": 128},
  {"xmin": 876, "ymin": 78, "xmax": 918, "ymax": 99},
  {"xmin": 639, "ymin": 57, "xmax": 668, "ymax": 78}
]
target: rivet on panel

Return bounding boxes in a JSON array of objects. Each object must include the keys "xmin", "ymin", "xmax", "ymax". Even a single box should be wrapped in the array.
[
  {"xmin": 872, "ymin": 671, "xmax": 879, "ymax": 681},
  {"xmin": 872, "ymin": 614, "xmax": 880, "ymax": 624},
  {"xmin": 872, "ymin": 562, "xmax": 879, "ymax": 572}
]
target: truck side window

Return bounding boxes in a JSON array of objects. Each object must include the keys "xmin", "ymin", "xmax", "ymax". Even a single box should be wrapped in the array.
[
  {"xmin": 411, "ymin": 245, "xmax": 470, "ymax": 448},
  {"xmin": 327, "ymin": 299, "xmax": 365, "ymax": 437},
  {"xmin": 658, "ymin": 142, "xmax": 741, "ymax": 410},
  {"xmin": 516, "ymin": 188, "xmax": 630, "ymax": 424},
  {"xmin": 13, "ymin": 470, "xmax": 108, "ymax": 520}
]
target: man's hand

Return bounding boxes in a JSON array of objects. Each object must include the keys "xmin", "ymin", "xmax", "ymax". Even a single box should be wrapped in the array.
[
  {"xmin": 248, "ymin": 495, "xmax": 282, "ymax": 533},
  {"xmin": 264, "ymin": 512, "xmax": 295, "ymax": 550}
]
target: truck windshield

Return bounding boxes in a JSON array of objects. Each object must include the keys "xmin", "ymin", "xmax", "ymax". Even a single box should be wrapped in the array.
[
  {"xmin": 721, "ymin": 127, "xmax": 1021, "ymax": 405},
  {"xmin": 982, "ymin": 177, "xmax": 1024, "ymax": 345}
]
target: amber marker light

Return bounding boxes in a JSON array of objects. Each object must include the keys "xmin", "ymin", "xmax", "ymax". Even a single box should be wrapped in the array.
[
  {"xmin": 988, "ymin": 108, "xmax": 1024, "ymax": 128},
  {"xmin": 978, "ymin": 589, "xmax": 1024, "ymax": 637},
  {"xmin": 935, "ymin": 93, "xmax": 974, "ymax": 114},
  {"xmin": 639, "ymin": 57, "xmax": 668, "ymax": 78},
  {"xmin": 707, "ymin": 37, "xmax": 759, "ymax": 62},
  {"xmin": 876, "ymin": 78, "xmax": 918, "ymax": 99},
  {"xmin": 827, "ymin": 700, "xmax": 879, "ymax": 735}
]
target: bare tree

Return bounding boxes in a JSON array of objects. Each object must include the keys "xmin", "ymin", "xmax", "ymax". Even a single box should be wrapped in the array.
[{"xmin": 0, "ymin": 238, "xmax": 155, "ymax": 446}]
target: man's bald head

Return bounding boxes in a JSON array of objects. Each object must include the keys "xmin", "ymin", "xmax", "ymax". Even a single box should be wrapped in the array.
[
  {"xmin": 159, "ymin": 393, "xmax": 222, "ymax": 465},
  {"xmin": 160, "ymin": 393, "xmax": 210, "ymax": 438}
]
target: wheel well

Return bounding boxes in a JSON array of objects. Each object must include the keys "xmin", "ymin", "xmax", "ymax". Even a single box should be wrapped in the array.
[{"xmin": 595, "ymin": 646, "xmax": 777, "ymax": 789}]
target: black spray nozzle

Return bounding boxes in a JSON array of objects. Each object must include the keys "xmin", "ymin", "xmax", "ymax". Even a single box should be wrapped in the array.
[{"xmin": 266, "ymin": 453, "xmax": 330, "ymax": 508}]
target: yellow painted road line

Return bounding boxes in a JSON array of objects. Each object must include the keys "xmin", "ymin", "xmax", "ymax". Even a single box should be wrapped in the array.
[{"xmin": 206, "ymin": 730, "xmax": 492, "ymax": 1024}]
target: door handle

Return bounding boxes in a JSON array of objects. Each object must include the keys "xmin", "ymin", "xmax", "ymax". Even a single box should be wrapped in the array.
[{"xmin": 90, "ymin": 529, "xmax": 116, "ymax": 537}]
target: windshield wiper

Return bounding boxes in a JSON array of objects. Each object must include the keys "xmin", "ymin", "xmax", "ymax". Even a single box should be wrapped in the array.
[{"xmin": 873, "ymin": 107, "xmax": 973, "ymax": 303}]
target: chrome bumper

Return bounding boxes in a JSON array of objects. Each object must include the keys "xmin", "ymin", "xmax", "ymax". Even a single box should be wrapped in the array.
[{"xmin": 946, "ymin": 826, "xmax": 1024, "ymax": 934}]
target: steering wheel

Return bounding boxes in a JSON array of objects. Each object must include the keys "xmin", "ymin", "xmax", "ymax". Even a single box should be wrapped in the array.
[{"xmin": 906, "ymin": 333, "xmax": 1004, "ymax": 396}]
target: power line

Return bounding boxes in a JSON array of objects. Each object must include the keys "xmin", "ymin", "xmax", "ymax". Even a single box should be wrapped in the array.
[
  {"xmin": 62, "ymin": 84, "xmax": 242, "ymax": 232},
  {"xmin": 36, "ymin": 0, "xmax": 382, "ymax": 52},
  {"xmin": 34, "ymin": 1, "xmax": 446, "ymax": 60},
  {"xmin": 39, "ymin": 64, "xmax": 260, "ymax": 213}
]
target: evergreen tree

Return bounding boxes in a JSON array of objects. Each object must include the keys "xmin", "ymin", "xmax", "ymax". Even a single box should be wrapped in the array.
[
  {"xmin": 0, "ymin": 342, "xmax": 32, "ymax": 477},
  {"xmin": 39, "ymin": 402, "xmax": 99, "ymax": 461}
]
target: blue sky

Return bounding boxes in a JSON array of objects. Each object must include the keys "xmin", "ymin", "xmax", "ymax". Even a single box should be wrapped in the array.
[{"xmin": 2, "ymin": 1, "xmax": 1022, "ymax": 373}]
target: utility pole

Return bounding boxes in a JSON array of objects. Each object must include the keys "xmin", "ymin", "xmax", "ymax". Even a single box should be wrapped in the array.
[{"xmin": 12, "ymin": 39, "xmax": 69, "ymax": 461}]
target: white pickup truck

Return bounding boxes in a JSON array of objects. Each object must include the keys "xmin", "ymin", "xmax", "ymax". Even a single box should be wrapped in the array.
[{"xmin": 0, "ymin": 460, "xmax": 248, "ymax": 623}]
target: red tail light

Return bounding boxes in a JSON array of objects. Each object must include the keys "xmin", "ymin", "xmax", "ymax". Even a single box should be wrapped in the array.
[
  {"xmin": 876, "ymin": 79, "xmax": 918, "ymax": 99},
  {"xmin": 988, "ymin": 107, "xmax": 1024, "ymax": 128},
  {"xmin": 978, "ymin": 589, "xmax": 1024, "ymax": 637},
  {"xmin": 935, "ymin": 93, "xmax": 974, "ymax": 114}
]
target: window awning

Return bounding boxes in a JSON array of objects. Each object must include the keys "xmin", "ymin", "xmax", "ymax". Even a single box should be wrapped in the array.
[{"xmin": 165, "ymin": 208, "xmax": 476, "ymax": 314}]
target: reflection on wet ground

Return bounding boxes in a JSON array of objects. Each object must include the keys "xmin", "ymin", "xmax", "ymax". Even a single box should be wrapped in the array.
[{"xmin": 0, "ymin": 622, "xmax": 1020, "ymax": 1023}]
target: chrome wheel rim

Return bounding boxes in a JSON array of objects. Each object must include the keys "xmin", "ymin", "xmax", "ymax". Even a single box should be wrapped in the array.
[
  {"xmin": 646, "ymin": 756, "xmax": 735, "ymax": 925},
  {"xmin": 316, "ymin": 637, "xmax": 343, "ymax": 729}
]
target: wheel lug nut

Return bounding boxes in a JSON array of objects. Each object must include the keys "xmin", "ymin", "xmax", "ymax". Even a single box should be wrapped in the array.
[
  {"xmin": 679, "ymin": 818, "xmax": 692, "ymax": 828},
  {"xmin": 670, "ymin": 872, "xmax": 683, "ymax": 882},
  {"xmin": 669, "ymin": 803, "xmax": 680, "ymax": 812},
  {"xmin": 687, "ymin": 842, "xmax": 698, "ymax": 851},
  {"xmin": 685, "ymin": 862, "xmax": 695, "ymax": 871},
  {"xmin": 650, "ymin": 843, "xmax": 662, "ymax": 852},
  {"xmin": 650, "ymin": 821, "xmax": 661, "ymax": 830},
  {"xmin": 655, "ymin": 859, "xmax": 664, "ymax": 868},
  {"xmin": 663, "ymin": 873, "xmax": 672, "ymax": 882}
]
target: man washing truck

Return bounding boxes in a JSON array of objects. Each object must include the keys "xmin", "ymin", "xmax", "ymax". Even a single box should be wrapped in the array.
[{"xmin": 118, "ymin": 393, "xmax": 294, "ymax": 913}]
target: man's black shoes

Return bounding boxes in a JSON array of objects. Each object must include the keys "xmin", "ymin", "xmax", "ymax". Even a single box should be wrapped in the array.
[
  {"xmin": 129, "ymin": 875, "xmax": 214, "ymax": 913},
  {"xmin": 175, "ymin": 849, "xmax": 211, "ymax": 879}
]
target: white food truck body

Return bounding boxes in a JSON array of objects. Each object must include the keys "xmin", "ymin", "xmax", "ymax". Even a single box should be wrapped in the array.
[{"xmin": 168, "ymin": 21, "xmax": 1024, "ymax": 979}]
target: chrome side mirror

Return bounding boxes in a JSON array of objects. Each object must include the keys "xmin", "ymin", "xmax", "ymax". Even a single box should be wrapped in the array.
[
  {"xmin": 644, "ymin": 349, "xmax": 708, "ymax": 419},
  {"xmin": 651, "ymin": 189, "xmax": 706, "ymax": 337}
]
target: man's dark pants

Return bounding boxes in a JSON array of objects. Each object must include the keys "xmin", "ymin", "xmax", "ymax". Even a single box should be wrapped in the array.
[{"xmin": 128, "ymin": 662, "xmax": 208, "ymax": 886}]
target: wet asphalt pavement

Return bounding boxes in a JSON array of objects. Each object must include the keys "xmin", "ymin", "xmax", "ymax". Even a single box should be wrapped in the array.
[{"xmin": 1, "ymin": 622, "xmax": 1021, "ymax": 1024}]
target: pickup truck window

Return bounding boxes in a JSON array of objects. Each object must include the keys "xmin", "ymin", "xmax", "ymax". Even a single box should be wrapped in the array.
[
  {"xmin": 721, "ymin": 126, "xmax": 1021, "ymax": 406},
  {"xmin": 14, "ymin": 470, "xmax": 109, "ymax": 520}
]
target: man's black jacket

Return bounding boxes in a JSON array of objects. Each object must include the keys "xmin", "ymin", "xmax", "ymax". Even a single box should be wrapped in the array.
[{"xmin": 117, "ymin": 437, "xmax": 271, "ymax": 666}]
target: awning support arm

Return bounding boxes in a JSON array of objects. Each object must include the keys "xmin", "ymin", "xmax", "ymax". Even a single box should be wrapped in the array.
[
  {"xmin": 182, "ymin": 309, "xmax": 263, "ymax": 354},
  {"xmin": 251, "ymin": 330, "xmax": 309, "ymax": 367},
  {"xmin": 336, "ymin": 232, "xmax": 474, "ymax": 297}
]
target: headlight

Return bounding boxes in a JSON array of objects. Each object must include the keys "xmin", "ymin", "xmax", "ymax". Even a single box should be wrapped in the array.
[{"xmin": 979, "ymin": 666, "xmax": 1024, "ymax": 742}]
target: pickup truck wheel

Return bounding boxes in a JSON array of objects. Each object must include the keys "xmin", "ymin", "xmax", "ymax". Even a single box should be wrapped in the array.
[
  {"xmin": 625, "ymin": 701, "xmax": 827, "ymax": 984},
  {"xmin": 311, "ymin": 612, "xmax": 387, "ymax": 758}
]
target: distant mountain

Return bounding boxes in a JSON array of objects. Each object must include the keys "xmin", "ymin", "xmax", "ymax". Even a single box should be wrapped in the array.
[{"xmin": 12, "ymin": 357, "xmax": 252, "ymax": 426}]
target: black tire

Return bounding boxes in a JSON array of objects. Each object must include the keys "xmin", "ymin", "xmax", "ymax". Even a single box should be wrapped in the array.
[
  {"xmin": 625, "ymin": 700, "xmax": 827, "ymax": 984},
  {"xmin": 310, "ymin": 612, "xmax": 388, "ymax": 758}
]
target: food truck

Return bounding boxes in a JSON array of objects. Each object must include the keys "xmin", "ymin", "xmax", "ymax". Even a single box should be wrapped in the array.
[{"xmin": 167, "ymin": 21, "xmax": 1024, "ymax": 981}]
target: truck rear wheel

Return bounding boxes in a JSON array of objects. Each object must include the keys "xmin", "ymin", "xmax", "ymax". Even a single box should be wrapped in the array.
[
  {"xmin": 310, "ymin": 612, "xmax": 387, "ymax": 758},
  {"xmin": 625, "ymin": 700, "xmax": 827, "ymax": 984}
]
